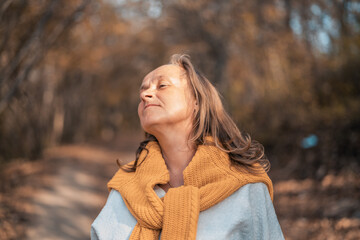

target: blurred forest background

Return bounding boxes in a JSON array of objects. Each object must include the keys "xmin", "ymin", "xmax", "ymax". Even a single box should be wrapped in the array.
[{"xmin": 0, "ymin": 0, "xmax": 359, "ymax": 239}]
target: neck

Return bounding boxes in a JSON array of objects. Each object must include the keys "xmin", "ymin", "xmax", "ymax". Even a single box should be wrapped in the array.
[
  {"xmin": 151, "ymin": 124, "xmax": 196, "ymax": 186},
  {"xmin": 158, "ymin": 135, "xmax": 196, "ymax": 173}
]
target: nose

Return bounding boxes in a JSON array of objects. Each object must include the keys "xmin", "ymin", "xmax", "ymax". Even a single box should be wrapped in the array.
[{"xmin": 140, "ymin": 88, "xmax": 154, "ymax": 101}]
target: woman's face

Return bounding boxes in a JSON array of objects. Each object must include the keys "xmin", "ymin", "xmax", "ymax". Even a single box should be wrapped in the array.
[{"xmin": 138, "ymin": 64, "xmax": 196, "ymax": 135}]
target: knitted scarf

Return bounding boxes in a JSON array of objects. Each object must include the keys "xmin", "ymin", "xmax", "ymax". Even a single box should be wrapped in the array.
[{"xmin": 107, "ymin": 139, "xmax": 273, "ymax": 240}]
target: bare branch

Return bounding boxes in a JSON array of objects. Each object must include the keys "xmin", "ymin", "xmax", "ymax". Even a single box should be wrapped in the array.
[
  {"xmin": 0, "ymin": 0, "xmax": 92, "ymax": 114},
  {"xmin": 0, "ymin": 0, "xmax": 57, "ymax": 87},
  {"xmin": 0, "ymin": 0, "xmax": 14, "ymax": 20}
]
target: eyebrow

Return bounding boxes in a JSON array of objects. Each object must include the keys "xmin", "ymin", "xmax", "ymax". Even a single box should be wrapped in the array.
[{"xmin": 139, "ymin": 75, "xmax": 166, "ymax": 91}]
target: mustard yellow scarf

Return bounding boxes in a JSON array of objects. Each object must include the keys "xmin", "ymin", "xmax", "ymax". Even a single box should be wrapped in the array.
[{"xmin": 107, "ymin": 140, "xmax": 273, "ymax": 240}]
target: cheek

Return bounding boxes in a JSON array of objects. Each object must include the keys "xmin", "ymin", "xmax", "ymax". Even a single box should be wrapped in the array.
[
  {"xmin": 138, "ymin": 103, "xmax": 148, "ymax": 126},
  {"xmin": 168, "ymin": 96, "xmax": 193, "ymax": 119},
  {"xmin": 180, "ymin": 92, "xmax": 195, "ymax": 114},
  {"xmin": 137, "ymin": 102, "xmax": 159, "ymax": 129},
  {"xmin": 137, "ymin": 103, "xmax": 142, "ymax": 118}
]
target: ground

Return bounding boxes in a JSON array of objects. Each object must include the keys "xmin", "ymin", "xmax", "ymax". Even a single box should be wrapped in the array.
[{"xmin": 0, "ymin": 143, "xmax": 359, "ymax": 240}]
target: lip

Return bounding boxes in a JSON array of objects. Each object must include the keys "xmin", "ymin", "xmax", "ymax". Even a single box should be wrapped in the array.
[{"xmin": 144, "ymin": 104, "xmax": 160, "ymax": 109}]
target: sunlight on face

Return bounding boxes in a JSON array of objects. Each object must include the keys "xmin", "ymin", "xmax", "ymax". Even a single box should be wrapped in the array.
[{"xmin": 138, "ymin": 64, "xmax": 196, "ymax": 135}]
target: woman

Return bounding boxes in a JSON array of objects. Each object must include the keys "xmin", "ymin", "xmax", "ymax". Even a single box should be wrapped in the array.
[{"xmin": 91, "ymin": 54, "xmax": 284, "ymax": 239}]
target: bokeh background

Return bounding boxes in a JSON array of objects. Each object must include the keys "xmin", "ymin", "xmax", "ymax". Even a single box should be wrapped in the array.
[{"xmin": 0, "ymin": 0, "xmax": 359, "ymax": 239}]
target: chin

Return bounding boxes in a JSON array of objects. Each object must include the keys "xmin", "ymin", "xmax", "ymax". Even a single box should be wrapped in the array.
[
  {"xmin": 140, "ymin": 112, "xmax": 167, "ymax": 126},
  {"xmin": 140, "ymin": 121, "xmax": 160, "ymax": 135}
]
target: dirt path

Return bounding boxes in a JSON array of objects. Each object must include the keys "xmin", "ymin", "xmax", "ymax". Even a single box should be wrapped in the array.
[
  {"xmin": 1, "ymin": 142, "xmax": 359, "ymax": 240},
  {"xmin": 25, "ymin": 145, "xmax": 134, "ymax": 240}
]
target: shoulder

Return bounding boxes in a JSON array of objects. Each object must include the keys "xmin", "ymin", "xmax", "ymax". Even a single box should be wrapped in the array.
[
  {"xmin": 227, "ymin": 183, "xmax": 284, "ymax": 239},
  {"xmin": 200, "ymin": 183, "xmax": 272, "ymax": 217},
  {"xmin": 107, "ymin": 162, "xmax": 136, "ymax": 191},
  {"xmin": 91, "ymin": 190, "xmax": 137, "ymax": 239},
  {"xmin": 241, "ymin": 182, "xmax": 272, "ymax": 200},
  {"xmin": 196, "ymin": 183, "xmax": 284, "ymax": 239},
  {"xmin": 228, "ymin": 182, "xmax": 272, "ymax": 205},
  {"xmin": 93, "ymin": 189, "xmax": 135, "ymax": 222},
  {"xmin": 224, "ymin": 182, "xmax": 272, "ymax": 206},
  {"xmin": 212, "ymin": 182, "xmax": 273, "ymax": 218},
  {"xmin": 231, "ymin": 165, "xmax": 274, "ymax": 201}
]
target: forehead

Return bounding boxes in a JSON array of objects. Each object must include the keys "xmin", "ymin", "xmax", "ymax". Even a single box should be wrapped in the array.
[{"xmin": 141, "ymin": 64, "xmax": 185, "ymax": 84}]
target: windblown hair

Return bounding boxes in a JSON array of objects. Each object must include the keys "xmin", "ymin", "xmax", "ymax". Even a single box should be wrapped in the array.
[{"xmin": 120, "ymin": 54, "xmax": 270, "ymax": 173}]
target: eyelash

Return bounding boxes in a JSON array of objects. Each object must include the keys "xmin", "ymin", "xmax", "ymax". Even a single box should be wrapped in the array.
[{"xmin": 139, "ymin": 83, "xmax": 167, "ymax": 94}]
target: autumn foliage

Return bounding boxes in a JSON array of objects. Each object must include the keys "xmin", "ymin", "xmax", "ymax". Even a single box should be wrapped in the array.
[{"xmin": 0, "ymin": 0, "xmax": 359, "ymax": 177}]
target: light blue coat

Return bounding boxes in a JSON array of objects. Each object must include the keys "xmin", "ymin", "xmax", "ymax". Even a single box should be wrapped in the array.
[{"xmin": 91, "ymin": 183, "xmax": 285, "ymax": 240}]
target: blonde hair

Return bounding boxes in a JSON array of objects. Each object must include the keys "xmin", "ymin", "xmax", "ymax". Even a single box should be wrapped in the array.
[{"xmin": 121, "ymin": 54, "xmax": 270, "ymax": 173}]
